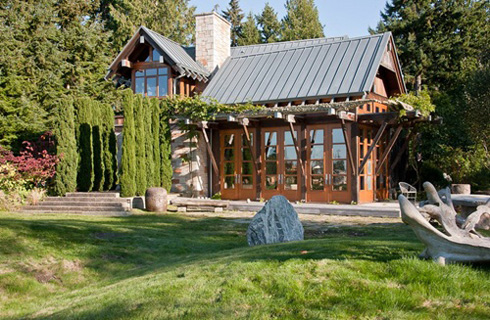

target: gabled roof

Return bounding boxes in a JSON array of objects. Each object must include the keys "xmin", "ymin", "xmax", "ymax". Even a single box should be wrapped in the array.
[
  {"xmin": 107, "ymin": 26, "xmax": 209, "ymax": 81},
  {"xmin": 230, "ymin": 36, "xmax": 348, "ymax": 56},
  {"xmin": 203, "ymin": 32, "xmax": 402, "ymax": 105}
]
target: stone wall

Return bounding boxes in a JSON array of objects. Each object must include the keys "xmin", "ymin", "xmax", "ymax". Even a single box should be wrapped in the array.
[
  {"xmin": 170, "ymin": 126, "xmax": 209, "ymax": 197},
  {"xmin": 195, "ymin": 12, "xmax": 231, "ymax": 74}
]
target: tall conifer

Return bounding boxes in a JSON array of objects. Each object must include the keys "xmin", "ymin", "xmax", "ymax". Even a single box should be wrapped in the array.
[
  {"xmin": 52, "ymin": 98, "xmax": 77, "ymax": 196},
  {"xmin": 120, "ymin": 90, "xmax": 136, "ymax": 197},
  {"xmin": 281, "ymin": 0, "xmax": 324, "ymax": 41},
  {"xmin": 257, "ymin": 3, "xmax": 281, "ymax": 43},
  {"xmin": 222, "ymin": 0, "xmax": 245, "ymax": 46},
  {"xmin": 151, "ymin": 99, "xmax": 161, "ymax": 188},
  {"xmin": 238, "ymin": 13, "xmax": 261, "ymax": 46},
  {"xmin": 75, "ymin": 97, "xmax": 94, "ymax": 192},
  {"xmin": 144, "ymin": 98, "xmax": 154, "ymax": 188},
  {"xmin": 134, "ymin": 95, "xmax": 147, "ymax": 196},
  {"xmin": 92, "ymin": 101, "xmax": 105, "ymax": 191},
  {"xmin": 160, "ymin": 101, "xmax": 173, "ymax": 192}
]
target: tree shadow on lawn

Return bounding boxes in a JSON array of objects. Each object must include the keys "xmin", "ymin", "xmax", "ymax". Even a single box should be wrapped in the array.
[{"xmin": 0, "ymin": 214, "xmax": 425, "ymax": 276}]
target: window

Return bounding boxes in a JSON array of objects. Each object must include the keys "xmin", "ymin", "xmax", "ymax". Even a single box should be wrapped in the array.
[{"xmin": 133, "ymin": 67, "xmax": 169, "ymax": 97}]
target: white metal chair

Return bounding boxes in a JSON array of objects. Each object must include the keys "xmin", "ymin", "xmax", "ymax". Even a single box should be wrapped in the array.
[{"xmin": 399, "ymin": 182, "xmax": 417, "ymax": 203}]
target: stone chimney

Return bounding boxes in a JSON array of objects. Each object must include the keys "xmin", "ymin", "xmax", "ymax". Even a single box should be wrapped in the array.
[{"xmin": 195, "ymin": 12, "xmax": 231, "ymax": 74}]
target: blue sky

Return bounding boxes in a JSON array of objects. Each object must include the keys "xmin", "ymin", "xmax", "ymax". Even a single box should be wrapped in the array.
[{"xmin": 189, "ymin": 0, "xmax": 389, "ymax": 37}]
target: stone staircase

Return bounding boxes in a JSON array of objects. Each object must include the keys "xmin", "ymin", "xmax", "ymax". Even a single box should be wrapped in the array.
[{"xmin": 24, "ymin": 192, "xmax": 132, "ymax": 216}]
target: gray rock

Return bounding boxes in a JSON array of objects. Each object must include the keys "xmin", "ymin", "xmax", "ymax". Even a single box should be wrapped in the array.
[{"xmin": 247, "ymin": 195, "xmax": 304, "ymax": 246}]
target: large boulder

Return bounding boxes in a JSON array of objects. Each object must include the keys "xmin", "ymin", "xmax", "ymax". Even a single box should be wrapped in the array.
[{"xmin": 247, "ymin": 195, "xmax": 304, "ymax": 246}]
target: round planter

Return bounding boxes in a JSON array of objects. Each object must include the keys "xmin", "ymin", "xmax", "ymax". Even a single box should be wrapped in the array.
[
  {"xmin": 145, "ymin": 187, "xmax": 167, "ymax": 213},
  {"xmin": 451, "ymin": 184, "xmax": 471, "ymax": 195}
]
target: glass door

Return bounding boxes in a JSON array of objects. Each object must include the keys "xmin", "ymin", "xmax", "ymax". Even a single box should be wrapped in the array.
[
  {"xmin": 221, "ymin": 130, "xmax": 238, "ymax": 199},
  {"xmin": 262, "ymin": 127, "xmax": 301, "ymax": 201},
  {"xmin": 306, "ymin": 124, "xmax": 351, "ymax": 203}
]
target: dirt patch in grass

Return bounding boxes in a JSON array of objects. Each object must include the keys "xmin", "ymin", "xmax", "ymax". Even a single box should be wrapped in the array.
[{"xmin": 19, "ymin": 257, "xmax": 83, "ymax": 284}]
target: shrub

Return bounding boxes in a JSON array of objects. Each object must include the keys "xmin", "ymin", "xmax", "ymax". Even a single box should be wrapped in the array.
[
  {"xmin": 52, "ymin": 98, "xmax": 78, "ymax": 196},
  {"xmin": 134, "ymin": 95, "xmax": 147, "ymax": 196},
  {"xmin": 75, "ymin": 98, "xmax": 94, "ymax": 192},
  {"xmin": 120, "ymin": 91, "xmax": 136, "ymax": 197}
]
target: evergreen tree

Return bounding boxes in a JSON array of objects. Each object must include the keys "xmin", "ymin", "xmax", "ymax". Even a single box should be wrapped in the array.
[
  {"xmin": 281, "ymin": 0, "xmax": 324, "ymax": 41},
  {"xmin": 102, "ymin": 103, "xmax": 117, "ymax": 190},
  {"xmin": 120, "ymin": 90, "xmax": 136, "ymax": 197},
  {"xmin": 144, "ymin": 98, "xmax": 154, "ymax": 188},
  {"xmin": 256, "ymin": 3, "xmax": 281, "ymax": 43},
  {"xmin": 97, "ymin": 0, "xmax": 196, "ymax": 50},
  {"xmin": 134, "ymin": 94, "xmax": 147, "ymax": 196},
  {"xmin": 52, "ymin": 98, "xmax": 77, "ymax": 196},
  {"xmin": 373, "ymin": 0, "xmax": 489, "ymax": 91},
  {"xmin": 92, "ymin": 101, "xmax": 105, "ymax": 191},
  {"xmin": 75, "ymin": 97, "xmax": 94, "ymax": 192},
  {"xmin": 222, "ymin": 0, "xmax": 244, "ymax": 46},
  {"xmin": 159, "ymin": 101, "xmax": 173, "ymax": 192},
  {"xmin": 238, "ymin": 13, "xmax": 261, "ymax": 46},
  {"xmin": 151, "ymin": 99, "xmax": 161, "ymax": 188}
]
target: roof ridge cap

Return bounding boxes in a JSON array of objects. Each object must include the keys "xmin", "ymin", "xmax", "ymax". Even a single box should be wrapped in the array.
[
  {"xmin": 231, "ymin": 33, "xmax": 384, "ymax": 58},
  {"xmin": 232, "ymin": 35, "xmax": 349, "ymax": 50},
  {"xmin": 141, "ymin": 26, "xmax": 185, "ymax": 46}
]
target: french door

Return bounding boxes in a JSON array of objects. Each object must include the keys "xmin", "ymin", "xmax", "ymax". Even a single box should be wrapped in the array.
[
  {"xmin": 306, "ymin": 124, "xmax": 350, "ymax": 203},
  {"xmin": 220, "ymin": 129, "xmax": 256, "ymax": 200},
  {"xmin": 261, "ymin": 127, "xmax": 301, "ymax": 201}
]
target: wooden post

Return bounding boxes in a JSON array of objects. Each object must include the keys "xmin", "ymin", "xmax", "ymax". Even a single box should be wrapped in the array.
[
  {"xmin": 288, "ymin": 120, "xmax": 305, "ymax": 176},
  {"xmin": 241, "ymin": 119, "xmax": 259, "ymax": 173},
  {"xmin": 390, "ymin": 130, "xmax": 416, "ymax": 172},
  {"xmin": 350, "ymin": 122, "xmax": 360, "ymax": 204},
  {"xmin": 199, "ymin": 123, "xmax": 219, "ymax": 175},
  {"xmin": 341, "ymin": 119, "xmax": 356, "ymax": 176},
  {"xmin": 359, "ymin": 122, "xmax": 387, "ymax": 174},
  {"xmin": 375, "ymin": 125, "xmax": 403, "ymax": 175}
]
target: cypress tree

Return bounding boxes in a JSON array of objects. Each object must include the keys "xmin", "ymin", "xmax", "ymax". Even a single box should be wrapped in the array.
[
  {"xmin": 75, "ymin": 97, "xmax": 94, "ymax": 192},
  {"xmin": 134, "ymin": 94, "xmax": 147, "ymax": 196},
  {"xmin": 159, "ymin": 101, "xmax": 173, "ymax": 192},
  {"xmin": 144, "ymin": 98, "xmax": 154, "ymax": 188},
  {"xmin": 92, "ymin": 101, "xmax": 105, "ymax": 191},
  {"xmin": 102, "ymin": 103, "xmax": 117, "ymax": 190},
  {"xmin": 52, "ymin": 97, "xmax": 78, "ymax": 196},
  {"xmin": 120, "ymin": 90, "xmax": 137, "ymax": 197},
  {"xmin": 152, "ymin": 99, "xmax": 161, "ymax": 188}
]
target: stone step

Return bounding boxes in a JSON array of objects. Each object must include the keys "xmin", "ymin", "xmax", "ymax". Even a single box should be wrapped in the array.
[
  {"xmin": 43, "ymin": 197, "xmax": 130, "ymax": 204},
  {"xmin": 33, "ymin": 201, "xmax": 127, "ymax": 208},
  {"xmin": 22, "ymin": 209, "xmax": 130, "ymax": 216},
  {"xmin": 24, "ymin": 205, "xmax": 130, "ymax": 213},
  {"xmin": 65, "ymin": 192, "xmax": 120, "ymax": 198}
]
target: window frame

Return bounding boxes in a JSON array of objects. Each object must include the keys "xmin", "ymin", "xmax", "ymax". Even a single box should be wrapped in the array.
[{"xmin": 131, "ymin": 64, "xmax": 171, "ymax": 98}]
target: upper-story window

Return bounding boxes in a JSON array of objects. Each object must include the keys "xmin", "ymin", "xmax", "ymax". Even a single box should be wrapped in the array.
[{"xmin": 134, "ymin": 67, "xmax": 168, "ymax": 97}]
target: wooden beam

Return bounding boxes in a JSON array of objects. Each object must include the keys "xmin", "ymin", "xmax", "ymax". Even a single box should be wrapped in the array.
[
  {"xmin": 241, "ymin": 124, "xmax": 259, "ymax": 174},
  {"xmin": 390, "ymin": 130, "xmax": 416, "ymax": 172},
  {"xmin": 288, "ymin": 121, "xmax": 305, "ymax": 176},
  {"xmin": 200, "ymin": 127, "xmax": 219, "ymax": 174},
  {"xmin": 358, "ymin": 122, "xmax": 387, "ymax": 174},
  {"xmin": 341, "ymin": 119, "xmax": 356, "ymax": 176},
  {"xmin": 375, "ymin": 125, "xmax": 403, "ymax": 175}
]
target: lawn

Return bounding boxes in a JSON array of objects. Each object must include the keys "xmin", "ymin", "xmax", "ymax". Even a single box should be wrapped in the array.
[{"xmin": 0, "ymin": 211, "xmax": 489, "ymax": 319}]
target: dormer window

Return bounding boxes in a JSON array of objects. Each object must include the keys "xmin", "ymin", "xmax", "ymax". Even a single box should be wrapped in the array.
[{"xmin": 134, "ymin": 67, "xmax": 169, "ymax": 97}]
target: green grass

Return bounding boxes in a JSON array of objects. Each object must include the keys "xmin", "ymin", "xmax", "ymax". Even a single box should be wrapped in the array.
[{"xmin": 0, "ymin": 212, "xmax": 489, "ymax": 319}]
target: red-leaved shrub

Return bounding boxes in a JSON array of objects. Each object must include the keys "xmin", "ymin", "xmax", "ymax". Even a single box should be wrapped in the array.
[{"xmin": 0, "ymin": 132, "xmax": 59, "ymax": 191}]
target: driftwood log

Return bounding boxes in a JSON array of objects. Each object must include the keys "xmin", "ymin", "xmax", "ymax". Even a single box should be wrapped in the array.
[{"xmin": 399, "ymin": 182, "xmax": 490, "ymax": 265}]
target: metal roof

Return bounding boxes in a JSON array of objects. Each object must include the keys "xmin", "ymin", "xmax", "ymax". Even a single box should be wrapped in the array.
[
  {"xmin": 107, "ymin": 27, "xmax": 209, "ymax": 81},
  {"xmin": 230, "ymin": 36, "xmax": 348, "ymax": 56},
  {"xmin": 142, "ymin": 27, "xmax": 210, "ymax": 81},
  {"xmin": 203, "ymin": 32, "xmax": 393, "ymax": 105}
]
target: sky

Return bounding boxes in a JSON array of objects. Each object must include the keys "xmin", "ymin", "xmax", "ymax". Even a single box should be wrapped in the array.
[{"xmin": 189, "ymin": 0, "xmax": 389, "ymax": 38}]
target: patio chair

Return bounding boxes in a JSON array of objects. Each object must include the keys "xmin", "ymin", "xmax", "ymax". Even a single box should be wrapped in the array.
[{"xmin": 399, "ymin": 182, "xmax": 417, "ymax": 203}]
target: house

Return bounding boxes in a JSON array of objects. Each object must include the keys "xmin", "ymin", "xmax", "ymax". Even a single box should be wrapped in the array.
[{"xmin": 107, "ymin": 12, "xmax": 429, "ymax": 204}]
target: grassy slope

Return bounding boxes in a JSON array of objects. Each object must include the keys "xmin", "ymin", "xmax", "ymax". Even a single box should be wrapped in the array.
[{"xmin": 0, "ymin": 212, "xmax": 489, "ymax": 319}]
